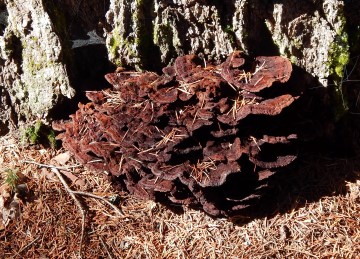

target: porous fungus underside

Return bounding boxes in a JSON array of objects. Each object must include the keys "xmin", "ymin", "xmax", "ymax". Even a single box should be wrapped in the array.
[{"xmin": 54, "ymin": 51, "xmax": 300, "ymax": 216}]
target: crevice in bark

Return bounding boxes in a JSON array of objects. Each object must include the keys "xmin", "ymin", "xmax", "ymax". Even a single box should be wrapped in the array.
[
  {"xmin": 208, "ymin": 0, "xmax": 236, "ymax": 29},
  {"xmin": 0, "ymin": 2, "xmax": 8, "ymax": 36},
  {"xmin": 137, "ymin": 0, "xmax": 162, "ymax": 72}
]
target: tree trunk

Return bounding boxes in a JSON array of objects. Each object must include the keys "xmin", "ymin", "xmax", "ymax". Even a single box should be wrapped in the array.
[{"xmin": 0, "ymin": 0, "xmax": 359, "ymax": 133}]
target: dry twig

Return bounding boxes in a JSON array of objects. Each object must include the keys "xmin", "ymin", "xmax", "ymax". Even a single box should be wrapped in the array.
[
  {"xmin": 99, "ymin": 236, "xmax": 114, "ymax": 259},
  {"xmin": 17, "ymin": 236, "xmax": 40, "ymax": 255},
  {"xmin": 50, "ymin": 166, "xmax": 86, "ymax": 258},
  {"xmin": 21, "ymin": 160, "xmax": 124, "ymax": 258}
]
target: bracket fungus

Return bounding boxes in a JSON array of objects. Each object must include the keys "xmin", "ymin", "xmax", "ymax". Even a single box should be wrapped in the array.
[{"xmin": 54, "ymin": 51, "xmax": 300, "ymax": 216}]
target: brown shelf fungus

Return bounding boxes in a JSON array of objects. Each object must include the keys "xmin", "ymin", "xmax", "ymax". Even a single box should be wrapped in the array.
[{"xmin": 53, "ymin": 52, "xmax": 300, "ymax": 216}]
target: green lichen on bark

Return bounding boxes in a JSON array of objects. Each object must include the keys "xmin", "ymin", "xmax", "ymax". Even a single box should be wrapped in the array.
[
  {"xmin": 0, "ymin": 0, "xmax": 75, "ymax": 123},
  {"xmin": 108, "ymin": 27, "xmax": 126, "ymax": 66},
  {"xmin": 328, "ymin": 32, "xmax": 350, "ymax": 81},
  {"xmin": 224, "ymin": 25, "xmax": 236, "ymax": 45},
  {"xmin": 107, "ymin": 0, "xmax": 155, "ymax": 70},
  {"xmin": 22, "ymin": 36, "xmax": 56, "ymax": 75},
  {"xmin": 153, "ymin": 23, "xmax": 173, "ymax": 47},
  {"xmin": 153, "ymin": 22, "xmax": 178, "ymax": 64},
  {"xmin": 327, "ymin": 18, "xmax": 350, "ymax": 120}
]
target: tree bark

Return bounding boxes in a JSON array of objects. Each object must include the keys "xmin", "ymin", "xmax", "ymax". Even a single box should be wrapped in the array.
[{"xmin": 0, "ymin": 0, "xmax": 358, "ymax": 132}]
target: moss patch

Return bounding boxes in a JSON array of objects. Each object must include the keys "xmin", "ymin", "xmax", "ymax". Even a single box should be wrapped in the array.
[
  {"xmin": 327, "ymin": 24, "xmax": 350, "ymax": 120},
  {"xmin": 224, "ymin": 25, "xmax": 236, "ymax": 45},
  {"xmin": 21, "ymin": 121, "xmax": 57, "ymax": 148},
  {"xmin": 108, "ymin": 27, "xmax": 124, "ymax": 66},
  {"xmin": 328, "ymin": 34, "xmax": 350, "ymax": 80}
]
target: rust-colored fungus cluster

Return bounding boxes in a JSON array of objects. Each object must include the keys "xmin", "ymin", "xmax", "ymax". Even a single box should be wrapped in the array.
[{"xmin": 53, "ymin": 51, "xmax": 300, "ymax": 216}]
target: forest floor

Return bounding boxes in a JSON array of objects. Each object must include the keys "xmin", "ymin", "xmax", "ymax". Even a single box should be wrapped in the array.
[{"xmin": 0, "ymin": 131, "xmax": 359, "ymax": 259}]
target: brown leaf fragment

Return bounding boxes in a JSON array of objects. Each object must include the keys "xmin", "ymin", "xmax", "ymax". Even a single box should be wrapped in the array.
[
  {"xmin": 178, "ymin": 91, "xmax": 194, "ymax": 101},
  {"xmin": 221, "ymin": 51, "xmax": 245, "ymax": 79},
  {"xmin": 125, "ymin": 180, "xmax": 153, "ymax": 200},
  {"xmin": 1, "ymin": 193, "xmax": 21, "ymax": 228},
  {"xmin": 201, "ymin": 199, "xmax": 222, "ymax": 216},
  {"xmin": 196, "ymin": 109, "xmax": 213, "ymax": 120},
  {"xmin": 149, "ymin": 163, "xmax": 186, "ymax": 181},
  {"xmin": 52, "ymin": 152, "xmax": 71, "ymax": 165},
  {"xmin": 60, "ymin": 170, "xmax": 86, "ymax": 187},
  {"xmin": 255, "ymin": 56, "xmax": 292, "ymax": 84},
  {"xmin": 238, "ymin": 56, "xmax": 292, "ymax": 92}
]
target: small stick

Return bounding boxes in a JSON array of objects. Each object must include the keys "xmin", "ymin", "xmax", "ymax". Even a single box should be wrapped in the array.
[
  {"xmin": 71, "ymin": 191, "xmax": 123, "ymax": 216},
  {"xmin": 120, "ymin": 129, "xmax": 129, "ymax": 143},
  {"xmin": 51, "ymin": 167, "xmax": 86, "ymax": 258},
  {"xmin": 118, "ymin": 154, "xmax": 124, "ymax": 172},
  {"xmin": 99, "ymin": 236, "xmax": 114, "ymax": 259},
  {"xmin": 22, "ymin": 160, "xmax": 125, "ymax": 258},
  {"xmin": 253, "ymin": 76, "xmax": 264, "ymax": 86},
  {"xmin": 21, "ymin": 160, "xmax": 78, "ymax": 171},
  {"xmin": 17, "ymin": 236, "xmax": 40, "ymax": 255},
  {"xmin": 137, "ymin": 147, "xmax": 154, "ymax": 154},
  {"xmin": 250, "ymin": 136, "xmax": 261, "ymax": 151}
]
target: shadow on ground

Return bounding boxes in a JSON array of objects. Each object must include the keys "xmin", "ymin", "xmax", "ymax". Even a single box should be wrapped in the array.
[{"xmin": 232, "ymin": 142, "xmax": 360, "ymax": 224}]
